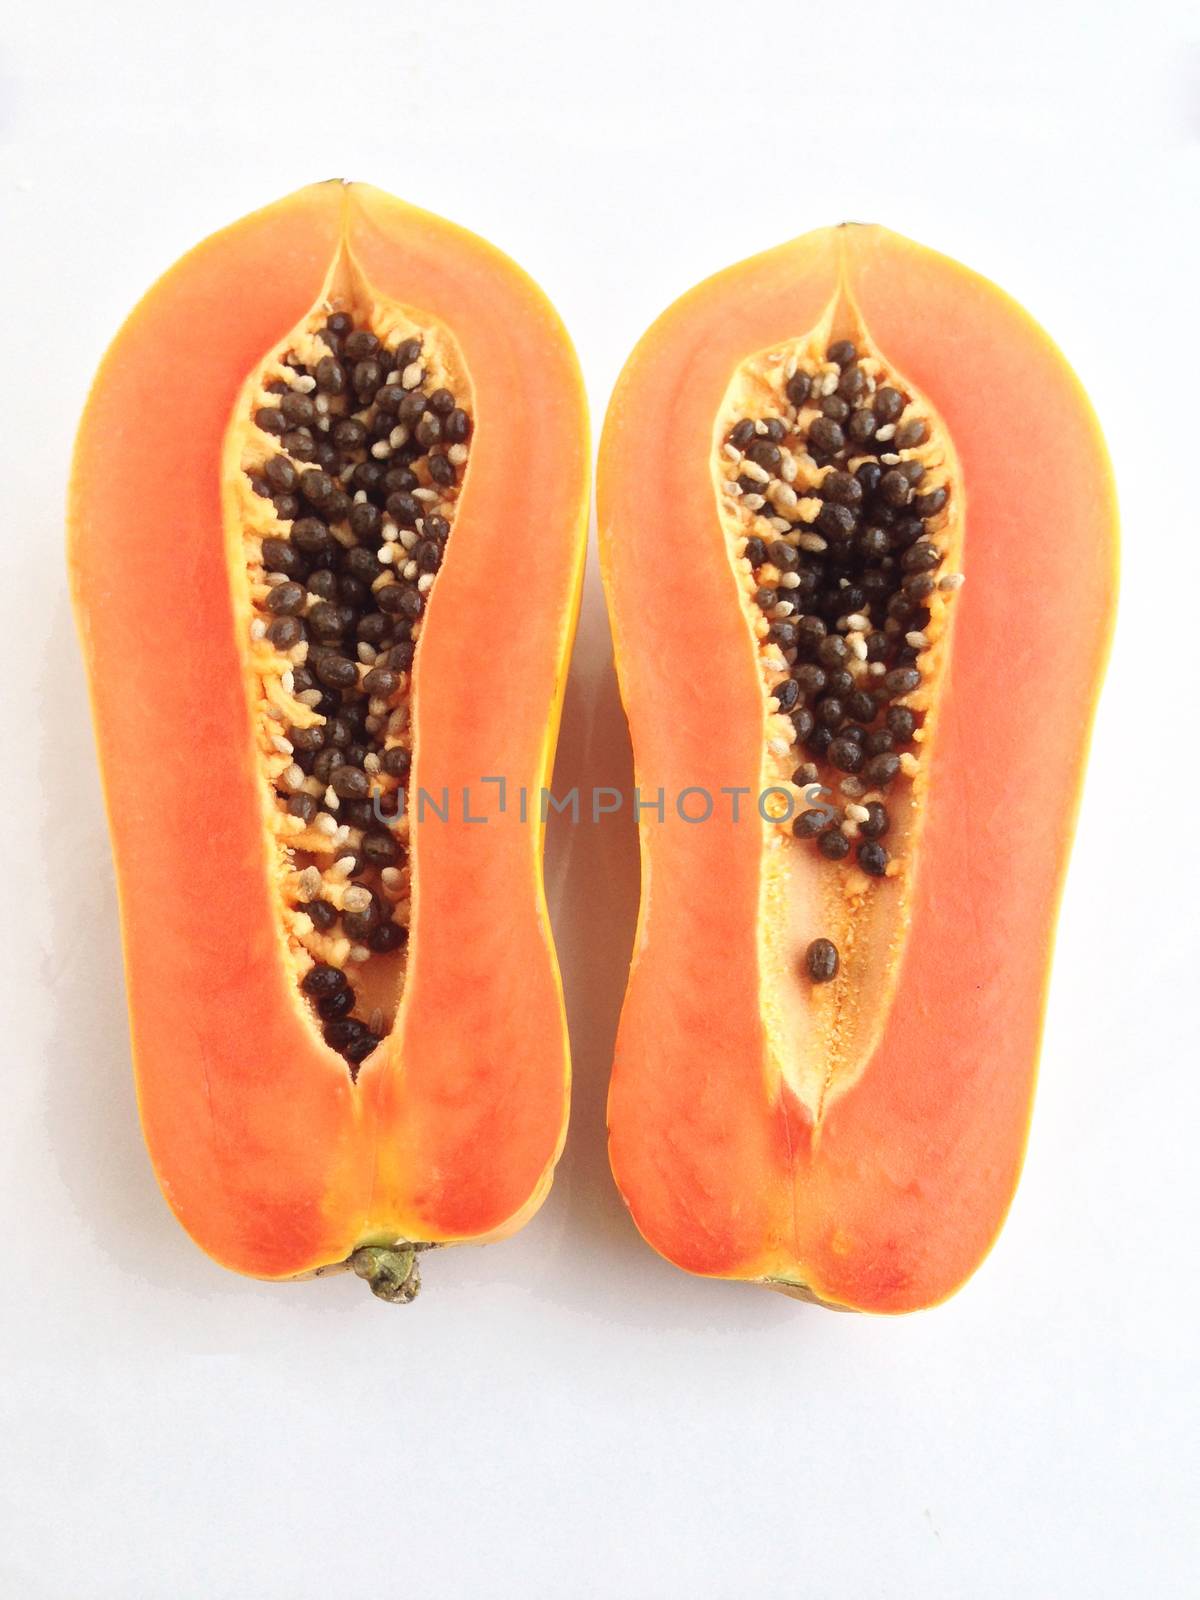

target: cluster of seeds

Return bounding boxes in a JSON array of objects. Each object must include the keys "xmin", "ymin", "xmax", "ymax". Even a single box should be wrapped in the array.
[
  {"xmin": 721, "ymin": 337, "xmax": 963, "ymax": 984},
  {"xmin": 243, "ymin": 309, "xmax": 471, "ymax": 1070}
]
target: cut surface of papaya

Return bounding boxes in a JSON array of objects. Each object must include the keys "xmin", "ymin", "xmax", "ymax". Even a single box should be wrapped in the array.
[
  {"xmin": 598, "ymin": 225, "xmax": 1116, "ymax": 1313},
  {"xmin": 69, "ymin": 182, "xmax": 589, "ymax": 1296}
]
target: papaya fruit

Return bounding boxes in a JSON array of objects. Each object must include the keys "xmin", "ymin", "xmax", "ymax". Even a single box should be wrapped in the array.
[
  {"xmin": 69, "ymin": 183, "xmax": 589, "ymax": 1299},
  {"xmin": 598, "ymin": 225, "xmax": 1117, "ymax": 1312}
]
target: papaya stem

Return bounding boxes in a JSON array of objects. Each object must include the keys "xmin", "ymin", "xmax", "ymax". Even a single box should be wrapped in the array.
[{"xmin": 350, "ymin": 1245, "xmax": 421, "ymax": 1304}]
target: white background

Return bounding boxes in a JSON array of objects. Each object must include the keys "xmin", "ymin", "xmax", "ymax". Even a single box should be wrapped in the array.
[{"xmin": 3, "ymin": 3, "xmax": 1197, "ymax": 1595}]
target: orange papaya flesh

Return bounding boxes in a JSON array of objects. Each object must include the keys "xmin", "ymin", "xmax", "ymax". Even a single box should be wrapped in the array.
[
  {"xmin": 69, "ymin": 183, "xmax": 589, "ymax": 1294},
  {"xmin": 599, "ymin": 225, "xmax": 1116, "ymax": 1313}
]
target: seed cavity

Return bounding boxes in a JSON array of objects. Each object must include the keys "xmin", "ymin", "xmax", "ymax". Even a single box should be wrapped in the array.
[
  {"xmin": 719, "ymin": 332, "xmax": 962, "ymax": 992},
  {"xmin": 240, "ymin": 308, "xmax": 472, "ymax": 1075}
]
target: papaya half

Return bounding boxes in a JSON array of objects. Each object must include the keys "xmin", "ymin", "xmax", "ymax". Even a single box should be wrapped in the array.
[
  {"xmin": 598, "ymin": 225, "xmax": 1117, "ymax": 1312},
  {"xmin": 69, "ymin": 182, "xmax": 589, "ymax": 1300}
]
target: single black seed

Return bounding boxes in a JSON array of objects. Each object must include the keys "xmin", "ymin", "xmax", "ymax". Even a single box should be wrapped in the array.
[
  {"xmin": 315, "ymin": 356, "xmax": 347, "ymax": 395},
  {"xmin": 428, "ymin": 454, "xmax": 456, "ymax": 488},
  {"xmin": 747, "ymin": 439, "xmax": 782, "ymax": 474},
  {"xmin": 312, "ymin": 747, "xmax": 346, "ymax": 782},
  {"xmin": 308, "ymin": 601, "xmax": 351, "ymax": 642},
  {"xmin": 795, "ymin": 615, "xmax": 828, "ymax": 654},
  {"xmin": 793, "ymin": 662, "xmax": 827, "ymax": 698},
  {"xmin": 821, "ymin": 470, "xmax": 863, "ymax": 508},
  {"xmin": 805, "ymin": 938, "xmax": 840, "ymax": 983},
  {"xmin": 768, "ymin": 678, "xmax": 797, "ymax": 714},
  {"xmin": 381, "ymin": 746, "xmax": 412, "ymax": 780},
  {"xmin": 397, "ymin": 390, "xmax": 428, "ymax": 426},
  {"xmin": 445, "ymin": 408, "xmax": 471, "ymax": 444},
  {"xmin": 307, "ymin": 569, "xmax": 339, "ymax": 599},
  {"xmin": 265, "ymin": 581, "xmax": 305, "ymax": 616},
  {"xmin": 856, "ymin": 461, "xmax": 883, "ymax": 497},
  {"xmin": 334, "ymin": 417, "xmax": 369, "ymax": 452},
  {"xmin": 348, "ymin": 501, "xmax": 382, "ymax": 540},
  {"xmin": 903, "ymin": 572, "xmax": 937, "ymax": 601},
  {"xmin": 267, "ymin": 616, "xmax": 303, "ymax": 649},
  {"xmin": 828, "ymin": 735, "xmax": 865, "ymax": 774},
  {"xmin": 818, "ymin": 827, "xmax": 851, "ymax": 861},
  {"xmin": 816, "ymin": 695, "xmax": 845, "ymax": 729},
  {"xmin": 901, "ymin": 540, "xmax": 942, "ymax": 575},
  {"xmin": 355, "ymin": 361, "xmax": 382, "ymax": 403},
  {"xmin": 305, "ymin": 897, "xmax": 338, "ymax": 931},
  {"xmin": 344, "ymin": 329, "xmax": 380, "ymax": 361},
  {"xmin": 386, "ymin": 491, "xmax": 421, "ymax": 527},
  {"xmin": 343, "ymin": 1030, "xmax": 381, "ymax": 1066},
  {"xmin": 896, "ymin": 418, "xmax": 929, "ymax": 449},
  {"xmin": 793, "ymin": 809, "xmax": 827, "ymax": 839},
  {"xmin": 791, "ymin": 707, "xmax": 815, "ymax": 742},
  {"xmin": 343, "ymin": 901, "xmax": 381, "ymax": 940},
  {"xmin": 280, "ymin": 392, "xmax": 316, "ymax": 427},
  {"xmin": 817, "ymin": 500, "xmax": 858, "ymax": 542},
  {"xmin": 415, "ymin": 539, "xmax": 442, "ymax": 574},
  {"xmin": 255, "ymin": 406, "xmax": 287, "ymax": 436},
  {"xmin": 363, "ymin": 828, "xmax": 401, "ymax": 867},
  {"xmin": 262, "ymin": 537, "xmax": 305, "ymax": 577},
  {"xmin": 288, "ymin": 793, "xmax": 318, "ymax": 824},
  {"xmin": 864, "ymin": 729, "xmax": 894, "ymax": 757},
  {"xmin": 729, "ymin": 419, "xmax": 756, "ymax": 449},
  {"xmin": 786, "ymin": 370, "xmax": 812, "ymax": 406},
  {"xmin": 821, "ymin": 396, "xmax": 850, "ymax": 424},
  {"xmin": 331, "ymin": 765, "xmax": 370, "ymax": 800},
  {"xmin": 838, "ymin": 365, "xmax": 869, "ymax": 402},
  {"xmin": 847, "ymin": 408, "xmax": 877, "ymax": 446},
  {"xmin": 289, "ymin": 724, "xmax": 325, "ymax": 754},
  {"xmin": 857, "ymin": 526, "xmax": 889, "ymax": 563},
  {"xmin": 858, "ymin": 840, "xmax": 889, "ymax": 877},
  {"xmin": 300, "ymin": 469, "xmax": 335, "ymax": 506},
  {"xmin": 363, "ymin": 667, "xmax": 399, "ymax": 697},
  {"xmin": 878, "ymin": 468, "xmax": 912, "ymax": 508},
  {"xmin": 873, "ymin": 387, "xmax": 904, "ymax": 423},
  {"xmin": 755, "ymin": 587, "xmax": 778, "ymax": 611},
  {"xmin": 863, "ymin": 753, "xmax": 901, "ymax": 788},
  {"xmin": 369, "ymin": 920, "xmax": 407, "ymax": 954},
  {"xmin": 846, "ymin": 690, "xmax": 877, "ymax": 723},
  {"xmin": 314, "ymin": 653, "xmax": 358, "ymax": 689},
  {"xmin": 883, "ymin": 666, "xmax": 921, "ymax": 698},
  {"xmin": 806, "ymin": 725, "xmax": 834, "ymax": 757},
  {"xmin": 817, "ymin": 635, "xmax": 849, "ymax": 669},
  {"xmin": 808, "ymin": 416, "xmax": 845, "ymax": 455},
  {"xmin": 792, "ymin": 761, "xmax": 819, "ymax": 787},
  {"xmin": 827, "ymin": 340, "xmax": 857, "ymax": 367},
  {"xmin": 318, "ymin": 986, "xmax": 357, "ymax": 1022},
  {"xmin": 302, "ymin": 963, "xmax": 348, "ymax": 1000},
  {"xmin": 414, "ymin": 414, "xmax": 442, "ymax": 450},
  {"xmin": 282, "ymin": 427, "xmax": 316, "ymax": 463},
  {"xmin": 824, "ymin": 668, "xmax": 855, "ymax": 698},
  {"xmin": 860, "ymin": 801, "xmax": 889, "ymax": 840},
  {"xmin": 886, "ymin": 706, "xmax": 917, "ymax": 742},
  {"xmin": 914, "ymin": 487, "xmax": 947, "ymax": 519}
]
